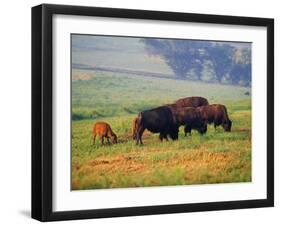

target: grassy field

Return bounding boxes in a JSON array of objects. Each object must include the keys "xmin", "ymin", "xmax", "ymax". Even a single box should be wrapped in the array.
[{"xmin": 71, "ymin": 69, "xmax": 251, "ymax": 190}]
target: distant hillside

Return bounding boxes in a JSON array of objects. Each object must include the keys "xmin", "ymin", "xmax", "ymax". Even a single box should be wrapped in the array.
[
  {"xmin": 72, "ymin": 35, "xmax": 173, "ymax": 75},
  {"xmin": 72, "ymin": 64, "xmax": 175, "ymax": 80}
]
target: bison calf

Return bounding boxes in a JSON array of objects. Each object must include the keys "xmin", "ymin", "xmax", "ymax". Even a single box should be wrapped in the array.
[
  {"xmin": 198, "ymin": 104, "xmax": 232, "ymax": 132},
  {"xmin": 92, "ymin": 122, "xmax": 117, "ymax": 145}
]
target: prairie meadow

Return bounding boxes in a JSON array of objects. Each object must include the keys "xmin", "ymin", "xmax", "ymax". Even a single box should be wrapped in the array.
[{"xmin": 71, "ymin": 70, "xmax": 251, "ymax": 190}]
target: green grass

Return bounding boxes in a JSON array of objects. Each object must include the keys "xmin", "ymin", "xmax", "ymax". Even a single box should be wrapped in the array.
[
  {"xmin": 71, "ymin": 69, "xmax": 251, "ymax": 190},
  {"xmin": 72, "ymin": 69, "xmax": 250, "ymax": 120}
]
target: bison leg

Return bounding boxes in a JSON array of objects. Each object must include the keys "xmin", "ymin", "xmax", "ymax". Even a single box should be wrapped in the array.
[
  {"xmin": 168, "ymin": 129, "xmax": 178, "ymax": 140},
  {"xmin": 136, "ymin": 126, "xmax": 145, "ymax": 145},
  {"xmin": 214, "ymin": 123, "xmax": 220, "ymax": 131},
  {"xmin": 100, "ymin": 136, "xmax": 104, "ymax": 145},
  {"xmin": 214, "ymin": 118, "xmax": 222, "ymax": 130},
  {"xmin": 184, "ymin": 126, "xmax": 191, "ymax": 136},
  {"xmin": 159, "ymin": 133, "xmax": 168, "ymax": 141},
  {"xmin": 92, "ymin": 134, "xmax": 96, "ymax": 145}
]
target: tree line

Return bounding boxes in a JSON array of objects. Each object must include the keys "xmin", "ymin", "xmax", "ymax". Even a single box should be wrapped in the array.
[{"xmin": 141, "ymin": 39, "xmax": 251, "ymax": 87}]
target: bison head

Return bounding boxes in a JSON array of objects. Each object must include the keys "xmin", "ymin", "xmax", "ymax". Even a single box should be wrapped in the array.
[
  {"xmin": 223, "ymin": 120, "xmax": 232, "ymax": 132},
  {"xmin": 110, "ymin": 134, "xmax": 118, "ymax": 144}
]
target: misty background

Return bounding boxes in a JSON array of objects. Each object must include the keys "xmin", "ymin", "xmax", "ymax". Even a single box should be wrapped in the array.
[{"xmin": 72, "ymin": 35, "xmax": 251, "ymax": 87}]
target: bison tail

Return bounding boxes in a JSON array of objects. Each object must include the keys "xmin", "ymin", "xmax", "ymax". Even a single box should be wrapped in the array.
[{"xmin": 137, "ymin": 112, "xmax": 143, "ymax": 125}]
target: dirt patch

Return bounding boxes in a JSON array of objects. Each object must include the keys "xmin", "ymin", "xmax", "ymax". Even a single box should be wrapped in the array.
[
  {"xmin": 116, "ymin": 131, "xmax": 152, "ymax": 144},
  {"xmin": 72, "ymin": 72, "xmax": 93, "ymax": 81},
  {"xmin": 86, "ymin": 155, "xmax": 145, "ymax": 173},
  {"xmin": 232, "ymin": 128, "xmax": 250, "ymax": 133}
]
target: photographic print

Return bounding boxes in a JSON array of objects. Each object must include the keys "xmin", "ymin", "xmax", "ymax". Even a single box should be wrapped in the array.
[
  {"xmin": 71, "ymin": 34, "xmax": 252, "ymax": 190},
  {"xmin": 32, "ymin": 4, "xmax": 273, "ymax": 221}
]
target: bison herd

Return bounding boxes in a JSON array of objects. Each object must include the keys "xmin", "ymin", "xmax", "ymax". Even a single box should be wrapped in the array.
[{"xmin": 92, "ymin": 96, "xmax": 232, "ymax": 146}]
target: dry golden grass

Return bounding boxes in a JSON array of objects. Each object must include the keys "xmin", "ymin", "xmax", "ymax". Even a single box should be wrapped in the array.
[{"xmin": 72, "ymin": 122, "xmax": 251, "ymax": 189}]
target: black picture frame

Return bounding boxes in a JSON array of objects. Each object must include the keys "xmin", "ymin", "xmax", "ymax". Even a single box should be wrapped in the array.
[{"xmin": 32, "ymin": 4, "xmax": 274, "ymax": 222}]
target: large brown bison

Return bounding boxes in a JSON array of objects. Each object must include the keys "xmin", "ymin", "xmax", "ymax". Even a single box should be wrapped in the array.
[
  {"xmin": 175, "ymin": 96, "xmax": 209, "ymax": 108},
  {"xmin": 133, "ymin": 106, "xmax": 179, "ymax": 145},
  {"xmin": 168, "ymin": 105, "xmax": 207, "ymax": 136},
  {"xmin": 197, "ymin": 104, "xmax": 232, "ymax": 131},
  {"xmin": 92, "ymin": 122, "xmax": 117, "ymax": 145}
]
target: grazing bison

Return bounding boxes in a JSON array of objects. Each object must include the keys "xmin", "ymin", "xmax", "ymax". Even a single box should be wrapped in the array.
[
  {"xmin": 197, "ymin": 104, "xmax": 232, "ymax": 132},
  {"xmin": 168, "ymin": 105, "xmax": 207, "ymax": 136},
  {"xmin": 92, "ymin": 122, "xmax": 117, "ymax": 145},
  {"xmin": 134, "ymin": 106, "xmax": 179, "ymax": 145},
  {"xmin": 175, "ymin": 96, "xmax": 209, "ymax": 108}
]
